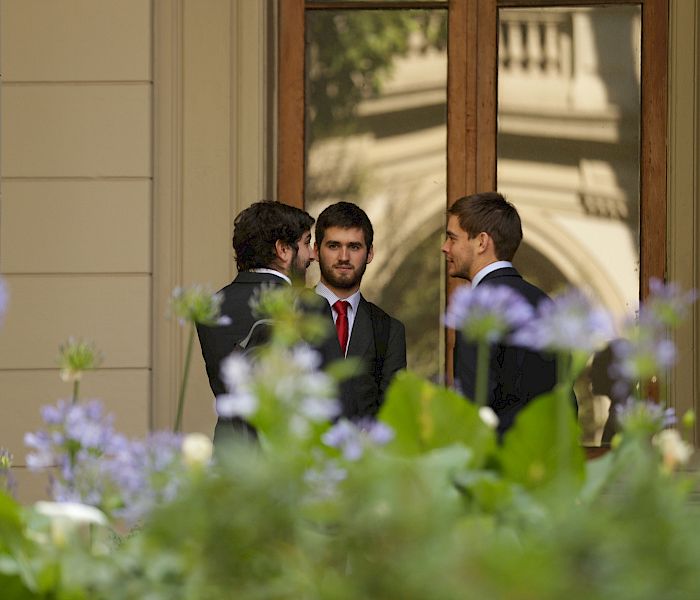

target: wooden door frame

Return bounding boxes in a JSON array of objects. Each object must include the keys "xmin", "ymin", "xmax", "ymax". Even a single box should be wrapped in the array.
[{"xmin": 277, "ymin": 0, "xmax": 668, "ymax": 381}]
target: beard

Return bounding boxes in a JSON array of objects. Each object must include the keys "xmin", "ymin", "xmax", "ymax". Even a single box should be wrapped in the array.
[
  {"xmin": 290, "ymin": 249, "xmax": 312, "ymax": 280},
  {"xmin": 319, "ymin": 259, "xmax": 367, "ymax": 290}
]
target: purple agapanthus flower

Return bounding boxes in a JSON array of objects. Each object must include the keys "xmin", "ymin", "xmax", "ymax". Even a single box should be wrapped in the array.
[
  {"xmin": 25, "ymin": 399, "xmax": 125, "ymax": 476},
  {"xmin": 304, "ymin": 459, "xmax": 348, "ymax": 500},
  {"xmin": 511, "ymin": 288, "xmax": 615, "ymax": 354},
  {"xmin": 444, "ymin": 284, "xmax": 534, "ymax": 344},
  {"xmin": 642, "ymin": 278, "xmax": 697, "ymax": 328},
  {"xmin": 615, "ymin": 397, "xmax": 676, "ymax": 434},
  {"xmin": 105, "ymin": 431, "xmax": 184, "ymax": 525},
  {"xmin": 322, "ymin": 418, "xmax": 394, "ymax": 461},
  {"xmin": 609, "ymin": 334, "xmax": 676, "ymax": 384}
]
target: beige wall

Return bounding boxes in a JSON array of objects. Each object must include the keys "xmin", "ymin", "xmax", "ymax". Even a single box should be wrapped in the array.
[
  {"xmin": 0, "ymin": 0, "xmax": 272, "ymax": 501},
  {"xmin": 0, "ymin": 0, "xmax": 153, "ymax": 500}
]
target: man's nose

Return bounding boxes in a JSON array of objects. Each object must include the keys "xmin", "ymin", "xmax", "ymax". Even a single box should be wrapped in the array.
[{"xmin": 339, "ymin": 247, "xmax": 350, "ymax": 260}]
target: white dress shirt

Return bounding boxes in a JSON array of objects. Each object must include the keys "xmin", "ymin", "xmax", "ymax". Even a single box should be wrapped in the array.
[{"xmin": 315, "ymin": 282, "xmax": 362, "ymax": 356}]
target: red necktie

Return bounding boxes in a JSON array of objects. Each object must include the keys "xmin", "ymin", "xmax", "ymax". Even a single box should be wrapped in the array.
[{"xmin": 333, "ymin": 300, "xmax": 349, "ymax": 354}]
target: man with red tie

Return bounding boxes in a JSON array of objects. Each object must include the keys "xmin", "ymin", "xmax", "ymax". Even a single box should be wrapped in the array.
[{"xmin": 314, "ymin": 202, "xmax": 406, "ymax": 420}]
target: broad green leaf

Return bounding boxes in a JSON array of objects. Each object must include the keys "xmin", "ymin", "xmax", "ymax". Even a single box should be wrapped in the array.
[
  {"xmin": 452, "ymin": 470, "xmax": 514, "ymax": 513},
  {"xmin": 578, "ymin": 450, "xmax": 615, "ymax": 504},
  {"xmin": 499, "ymin": 390, "xmax": 585, "ymax": 491},
  {"xmin": 0, "ymin": 492, "xmax": 24, "ymax": 556},
  {"xmin": 379, "ymin": 371, "xmax": 496, "ymax": 466}
]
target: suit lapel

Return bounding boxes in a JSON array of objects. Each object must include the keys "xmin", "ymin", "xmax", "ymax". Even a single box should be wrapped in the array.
[{"xmin": 347, "ymin": 297, "xmax": 372, "ymax": 357}]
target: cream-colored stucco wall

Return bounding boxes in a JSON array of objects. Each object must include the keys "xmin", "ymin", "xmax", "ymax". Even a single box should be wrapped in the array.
[
  {"xmin": 0, "ymin": 0, "xmax": 271, "ymax": 501},
  {"xmin": 0, "ymin": 0, "xmax": 153, "ymax": 500}
]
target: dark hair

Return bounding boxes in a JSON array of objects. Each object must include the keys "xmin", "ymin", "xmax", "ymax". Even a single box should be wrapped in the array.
[
  {"xmin": 315, "ymin": 202, "xmax": 374, "ymax": 249},
  {"xmin": 447, "ymin": 192, "xmax": 522, "ymax": 261},
  {"xmin": 232, "ymin": 200, "xmax": 314, "ymax": 271}
]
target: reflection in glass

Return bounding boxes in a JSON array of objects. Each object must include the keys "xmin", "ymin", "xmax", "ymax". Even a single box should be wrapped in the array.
[
  {"xmin": 305, "ymin": 9, "xmax": 447, "ymax": 379},
  {"xmin": 497, "ymin": 6, "xmax": 641, "ymax": 445}
]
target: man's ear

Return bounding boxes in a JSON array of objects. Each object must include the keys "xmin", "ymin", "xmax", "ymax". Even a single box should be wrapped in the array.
[
  {"xmin": 476, "ymin": 232, "xmax": 490, "ymax": 254},
  {"xmin": 274, "ymin": 239, "xmax": 293, "ymax": 266},
  {"xmin": 366, "ymin": 246, "xmax": 374, "ymax": 265}
]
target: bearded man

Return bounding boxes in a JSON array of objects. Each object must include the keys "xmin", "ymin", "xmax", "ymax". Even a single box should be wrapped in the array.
[
  {"xmin": 314, "ymin": 202, "xmax": 406, "ymax": 420},
  {"xmin": 197, "ymin": 200, "xmax": 315, "ymax": 443}
]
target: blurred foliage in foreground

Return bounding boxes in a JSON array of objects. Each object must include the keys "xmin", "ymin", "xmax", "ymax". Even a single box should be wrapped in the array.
[{"xmin": 2, "ymin": 281, "xmax": 700, "ymax": 599}]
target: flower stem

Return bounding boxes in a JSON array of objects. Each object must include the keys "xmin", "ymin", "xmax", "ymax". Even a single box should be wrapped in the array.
[
  {"xmin": 475, "ymin": 340, "xmax": 490, "ymax": 407},
  {"xmin": 72, "ymin": 380, "xmax": 80, "ymax": 405},
  {"xmin": 174, "ymin": 323, "xmax": 195, "ymax": 433},
  {"xmin": 556, "ymin": 352, "xmax": 572, "ymax": 478}
]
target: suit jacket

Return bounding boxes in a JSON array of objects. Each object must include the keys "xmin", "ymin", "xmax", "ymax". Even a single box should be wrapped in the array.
[
  {"xmin": 318, "ymin": 295, "xmax": 406, "ymax": 420},
  {"xmin": 453, "ymin": 267, "xmax": 557, "ymax": 436},
  {"xmin": 197, "ymin": 271, "xmax": 286, "ymax": 442}
]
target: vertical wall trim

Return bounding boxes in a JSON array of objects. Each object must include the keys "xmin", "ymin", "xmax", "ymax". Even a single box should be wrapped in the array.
[
  {"xmin": 667, "ymin": 0, "xmax": 698, "ymax": 443},
  {"xmin": 152, "ymin": 0, "xmax": 184, "ymax": 430}
]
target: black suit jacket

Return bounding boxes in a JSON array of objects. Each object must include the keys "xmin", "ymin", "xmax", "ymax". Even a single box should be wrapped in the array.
[
  {"xmin": 197, "ymin": 271, "xmax": 286, "ymax": 441},
  {"xmin": 453, "ymin": 267, "xmax": 556, "ymax": 435},
  {"xmin": 318, "ymin": 295, "xmax": 406, "ymax": 420}
]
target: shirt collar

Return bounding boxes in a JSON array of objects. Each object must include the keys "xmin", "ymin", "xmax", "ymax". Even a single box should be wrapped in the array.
[
  {"xmin": 315, "ymin": 281, "xmax": 361, "ymax": 314},
  {"xmin": 250, "ymin": 268, "xmax": 291, "ymax": 285},
  {"xmin": 471, "ymin": 261, "xmax": 513, "ymax": 288}
]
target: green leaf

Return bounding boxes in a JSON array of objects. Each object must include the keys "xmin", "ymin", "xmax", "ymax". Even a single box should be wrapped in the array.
[
  {"xmin": 499, "ymin": 391, "xmax": 585, "ymax": 491},
  {"xmin": 378, "ymin": 371, "xmax": 496, "ymax": 466},
  {"xmin": 452, "ymin": 470, "xmax": 514, "ymax": 514},
  {"xmin": 0, "ymin": 492, "xmax": 24, "ymax": 553},
  {"xmin": 578, "ymin": 451, "xmax": 615, "ymax": 504},
  {"xmin": 0, "ymin": 573, "xmax": 35, "ymax": 600}
]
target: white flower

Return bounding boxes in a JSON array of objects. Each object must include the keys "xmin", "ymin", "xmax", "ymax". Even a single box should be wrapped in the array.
[
  {"xmin": 216, "ymin": 392, "xmax": 258, "ymax": 418},
  {"xmin": 181, "ymin": 432, "xmax": 213, "ymax": 467},
  {"xmin": 479, "ymin": 406, "xmax": 499, "ymax": 429},
  {"xmin": 35, "ymin": 501, "xmax": 108, "ymax": 525},
  {"xmin": 300, "ymin": 372, "xmax": 335, "ymax": 397},
  {"xmin": 220, "ymin": 354, "xmax": 251, "ymax": 391},
  {"xmin": 653, "ymin": 429, "xmax": 693, "ymax": 470},
  {"xmin": 300, "ymin": 396, "xmax": 341, "ymax": 422},
  {"xmin": 291, "ymin": 344, "xmax": 322, "ymax": 372},
  {"xmin": 35, "ymin": 501, "xmax": 108, "ymax": 548}
]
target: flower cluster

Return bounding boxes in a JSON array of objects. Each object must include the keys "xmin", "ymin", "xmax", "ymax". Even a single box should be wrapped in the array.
[
  {"xmin": 610, "ymin": 280, "xmax": 696, "ymax": 386},
  {"xmin": 614, "ymin": 397, "xmax": 676, "ymax": 437},
  {"xmin": 444, "ymin": 284, "xmax": 534, "ymax": 344},
  {"xmin": 58, "ymin": 338, "xmax": 102, "ymax": 383},
  {"xmin": 217, "ymin": 343, "xmax": 341, "ymax": 438},
  {"xmin": 321, "ymin": 418, "xmax": 394, "ymax": 461},
  {"xmin": 25, "ymin": 399, "xmax": 204, "ymax": 525},
  {"xmin": 104, "ymin": 431, "xmax": 184, "ymax": 524},
  {"xmin": 511, "ymin": 288, "xmax": 615, "ymax": 354},
  {"xmin": 170, "ymin": 284, "xmax": 230, "ymax": 327},
  {"xmin": 653, "ymin": 428, "xmax": 693, "ymax": 471},
  {"xmin": 644, "ymin": 278, "xmax": 697, "ymax": 328}
]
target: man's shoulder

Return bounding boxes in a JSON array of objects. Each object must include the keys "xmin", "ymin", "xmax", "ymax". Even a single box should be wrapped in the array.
[
  {"xmin": 359, "ymin": 297, "xmax": 405, "ymax": 330},
  {"xmin": 483, "ymin": 268, "xmax": 549, "ymax": 305},
  {"xmin": 218, "ymin": 271, "xmax": 285, "ymax": 296}
]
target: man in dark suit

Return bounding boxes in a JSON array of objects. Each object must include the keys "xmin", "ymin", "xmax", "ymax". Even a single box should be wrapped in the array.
[
  {"xmin": 442, "ymin": 192, "xmax": 556, "ymax": 435},
  {"xmin": 197, "ymin": 200, "xmax": 315, "ymax": 442},
  {"xmin": 314, "ymin": 202, "xmax": 406, "ymax": 420}
]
